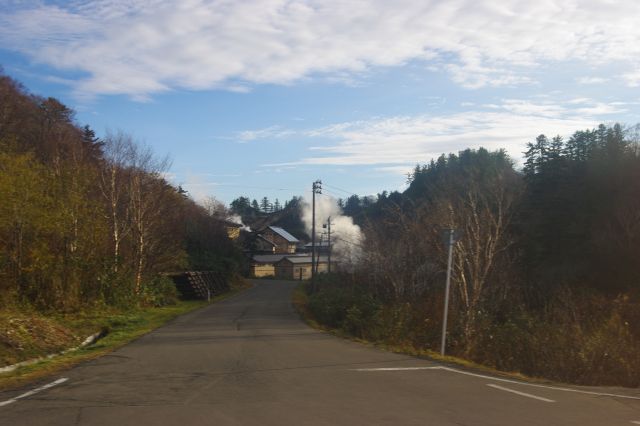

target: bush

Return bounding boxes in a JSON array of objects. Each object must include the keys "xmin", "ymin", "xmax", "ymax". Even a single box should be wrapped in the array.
[
  {"xmin": 141, "ymin": 276, "xmax": 179, "ymax": 307},
  {"xmin": 307, "ymin": 280, "xmax": 382, "ymax": 338}
]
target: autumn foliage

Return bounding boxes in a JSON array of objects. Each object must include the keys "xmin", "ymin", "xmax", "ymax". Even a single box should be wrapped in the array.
[{"xmin": 0, "ymin": 73, "xmax": 241, "ymax": 311}]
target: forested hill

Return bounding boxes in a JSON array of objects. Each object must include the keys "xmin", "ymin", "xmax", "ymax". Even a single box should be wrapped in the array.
[
  {"xmin": 0, "ymin": 72, "xmax": 242, "ymax": 311},
  {"xmin": 308, "ymin": 124, "xmax": 640, "ymax": 386},
  {"xmin": 341, "ymin": 124, "xmax": 640, "ymax": 296}
]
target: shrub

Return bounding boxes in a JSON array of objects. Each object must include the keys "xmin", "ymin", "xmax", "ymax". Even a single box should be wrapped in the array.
[{"xmin": 141, "ymin": 276, "xmax": 179, "ymax": 307}]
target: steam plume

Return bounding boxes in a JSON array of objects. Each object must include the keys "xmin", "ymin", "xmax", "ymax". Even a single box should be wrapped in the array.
[{"xmin": 301, "ymin": 195, "xmax": 363, "ymax": 267}]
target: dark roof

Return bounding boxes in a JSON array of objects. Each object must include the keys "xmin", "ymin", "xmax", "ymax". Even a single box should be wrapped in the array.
[
  {"xmin": 252, "ymin": 253, "xmax": 309, "ymax": 264},
  {"xmin": 252, "ymin": 254, "xmax": 288, "ymax": 264},
  {"xmin": 267, "ymin": 226, "xmax": 299, "ymax": 243},
  {"xmin": 304, "ymin": 241, "xmax": 330, "ymax": 247},
  {"xmin": 223, "ymin": 220, "xmax": 243, "ymax": 228},
  {"xmin": 257, "ymin": 235, "xmax": 276, "ymax": 246},
  {"xmin": 278, "ymin": 256, "xmax": 328, "ymax": 265}
]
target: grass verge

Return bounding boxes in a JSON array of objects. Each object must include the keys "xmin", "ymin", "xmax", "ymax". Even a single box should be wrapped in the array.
[
  {"xmin": 292, "ymin": 281, "xmax": 542, "ymax": 385},
  {"xmin": 0, "ymin": 281, "xmax": 251, "ymax": 391}
]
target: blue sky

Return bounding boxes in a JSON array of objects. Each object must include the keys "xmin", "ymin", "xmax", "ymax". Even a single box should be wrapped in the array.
[{"xmin": 1, "ymin": 0, "xmax": 639, "ymax": 204}]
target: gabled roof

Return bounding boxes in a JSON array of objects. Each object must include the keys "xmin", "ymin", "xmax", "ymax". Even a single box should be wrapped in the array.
[
  {"xmin": 278, "ymin": 255, "xmax": 328, "ymax": 264},
  {"xmin": 257, "ymin": 235, "xmax": 276, "ymax": 246},
  {"xmin": 267, "ymin": 226, "xmax": 299, "ymax": 243}
]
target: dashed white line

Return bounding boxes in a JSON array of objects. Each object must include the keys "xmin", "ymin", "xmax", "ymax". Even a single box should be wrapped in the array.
[
  {"xmin": 0, "ymin": 378, "xmax": 68, "ymax": 408},
  {"xmin": 487, "ymin": 383, "xmax": 555, "ymax": 403}
]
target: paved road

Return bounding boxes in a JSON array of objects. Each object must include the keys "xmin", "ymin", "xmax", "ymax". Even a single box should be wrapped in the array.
[{"xmin": 1, "ymin": 280, "xmax": 639, "ymax": 425}]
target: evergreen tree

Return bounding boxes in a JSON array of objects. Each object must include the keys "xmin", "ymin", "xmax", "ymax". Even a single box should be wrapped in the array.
[{"xmin": 260, "ymin": 197, "xmax": 270, "ymax": 212}]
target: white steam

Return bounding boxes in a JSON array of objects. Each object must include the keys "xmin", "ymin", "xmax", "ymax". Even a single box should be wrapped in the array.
[
  {"xmin": 227, "ymin": 214, "xmax": 251, "ymax": 232},
  {"xmin": 301, "ymin": 195, "xmax": 363, "ymax": 268}
]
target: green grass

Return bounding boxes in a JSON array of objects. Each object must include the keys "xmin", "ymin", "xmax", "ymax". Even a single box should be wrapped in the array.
[{"xmin": 0, "ymin": 282, "xmax": 250, "ymax": 391}]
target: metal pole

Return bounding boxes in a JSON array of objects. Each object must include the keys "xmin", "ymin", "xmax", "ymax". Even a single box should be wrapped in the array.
[
  {"xmin": 327, "ymin": 216, "xmax": 332, "ymax": 273},
  {"xmin": 311, "ymin": 180, "xmax": 322, "ymax": 283},
  {"xmin": 317, "ymin": 233, "xmax": 324, "ymax": 275},
  {"xmin": 441, "ymin": 229, "xmax": 455, "ymax": 356},
  {"xmin": 311, "ymin": 182, "xmax": 316, "ymax": 280}
]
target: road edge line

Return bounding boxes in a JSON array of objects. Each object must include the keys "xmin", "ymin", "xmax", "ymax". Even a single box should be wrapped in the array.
[{"xmin": 0, "ymin": 377, "xmax": 68, "ymax": 408}]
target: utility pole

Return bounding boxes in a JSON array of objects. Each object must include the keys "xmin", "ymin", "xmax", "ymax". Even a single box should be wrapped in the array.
[
  {"xmin": 317, "ymin": 233, "xmax": 324, "ymax": 275},
  {"xmin": 323, "ymin": 217, "xmax": 333, "ymax": 273},
  {"xmin": 441, "ymin": 228, "xmax": 456, "ymax": 356},
  {"xmin": 311, "ymin": 180, "xmax": 322, "ymax": 283}
]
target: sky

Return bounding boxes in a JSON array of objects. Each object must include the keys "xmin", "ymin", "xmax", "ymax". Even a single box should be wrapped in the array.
[{"xmin": 1, "ymin": 0, "xmax": 639, "ymax": 204}]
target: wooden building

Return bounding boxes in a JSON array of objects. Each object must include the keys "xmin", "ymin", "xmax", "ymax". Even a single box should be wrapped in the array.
[
  {"xmin": 275, "ymin": 256, "xmax": 329, "ymax": 280},
  {"xmin": 224, "ymin": 221, "xmax": 242, "ymax": 240},
  {"xmin": 250, "ymin": 254, "xmax": 288, "ymax": 277},
  {"xmin": 260, "ymin": 226, "xmax": 299, "ymax": 254}
]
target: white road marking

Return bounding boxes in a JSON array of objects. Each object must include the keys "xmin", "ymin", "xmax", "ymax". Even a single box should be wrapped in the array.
[
  {"xmin": 487, "ymin": 383, "xmax": 555, "ymax": 402},
  {"xmin": 355, "ymin": 367, "xmax": 442, "ymax": 371},
  {"xmin": 0, "ymin": 378, "xmax": 68, "ymax": 408},
  {"xmin": 630, "ymin": 421, "xmax": 640, "ymax": 424},
  {"xmin": 354, "ymin": 366, "xmax": 640, "ymax": 400}
]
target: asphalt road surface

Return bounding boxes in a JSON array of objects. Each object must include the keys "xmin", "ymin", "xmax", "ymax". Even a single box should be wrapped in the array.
[{"xmin": 1, "ymin": 279, "xmax": 639, "ymax": 425}]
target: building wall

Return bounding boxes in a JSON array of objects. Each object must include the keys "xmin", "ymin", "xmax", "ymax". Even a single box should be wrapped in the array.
[
  {"xmin": 275, "ymin": 261, "xmax": 328, "ymax": 280},
  {"xmin": 226, "ymin": 227, "xmax": 240, "ymax": 240},
  {"xmin": 261, "ymin": 229, "xmax": 296, "ymax": 254},
  {"xmin": 276, "ymin": 264, "xmax": 312, "ymax": 280},
  {"xmin": 252, "ymin": 263, "xmax": 275, "ymax": 277}
]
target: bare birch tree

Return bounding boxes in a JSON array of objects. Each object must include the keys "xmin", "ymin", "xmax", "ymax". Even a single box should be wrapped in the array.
[
  {"xmin": 127, "ymin": 142, "xmax": 171, "ymax": 293},
  {"xmin": 100, "ymin": 131, "xmax": 133, "ymax": 274}
]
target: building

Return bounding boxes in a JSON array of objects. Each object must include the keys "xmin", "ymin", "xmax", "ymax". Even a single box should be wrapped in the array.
[
  {"xmin": 224, "ymin": 221, "xmax": 242, "ymax": 240},
  {"xmin": 250, "ymin": 254, "xmax": 288, "ymax": 277},
  {"xmin": 260, "ymin": 226, "xmax": 299, "ymax": 254},
  {"xmin": 248, "ymin": 226, "xmax": 333, "ymax": 279},
  {"xmin": 302, "ymin": 240, "xmax": 331, "ymax": 254},
  {"xmin": 254, "ymin": 235, "xmax": 277, "ymax": 253},
  {"xmin": 275, "ymin": 256, "xmax": 329, "ymax": 280}
]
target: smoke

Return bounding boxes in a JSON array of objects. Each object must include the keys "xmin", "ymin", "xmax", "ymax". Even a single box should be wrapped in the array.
[
  {"xmin": 301, "ymin": 195, "xmax": 363, "ymax": 267},
  {"xmin": 227, "ymin": 214, "xmax": 252, "ymax": 232}
]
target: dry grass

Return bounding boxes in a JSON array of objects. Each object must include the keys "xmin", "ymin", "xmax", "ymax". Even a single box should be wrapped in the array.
[{"xmin": 0, "ymin": 279, "xmax": 252, "ymax": 391}]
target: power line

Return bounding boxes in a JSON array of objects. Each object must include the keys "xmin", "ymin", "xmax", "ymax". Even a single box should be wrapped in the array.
[
  {"xmin": 320, "ymin": 188, "xmax": 344, "ymax": 199},
  {"xmin": 215, "ymin": 184, "xmax": 298, "ymax": 191},
  {"xmin": 323, "ymin": 183, "xmax": 359, "ymax": 196},
  {"xmin": 333, "ymin": 235, "xmax": 365, "ymax": 249}
]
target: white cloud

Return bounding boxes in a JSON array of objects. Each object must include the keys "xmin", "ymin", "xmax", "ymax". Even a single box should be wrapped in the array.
[
  {"xmin": 258, "ymin": 98, "xmax": 623, "ymax": 168},
  {"xmin": 235, "ymin": 125, "xmax": 295, "ymax": 142},
  {"xmin": 622, "ymin": 71, "xmax": 640, "ymax": 87},
  {"xmin": 577, "ymin": 76, "xmax": 609, "ymax": 85},
  {"xmin": 2, "ymin": 0, "xmax": 640, "ymax": 98}
]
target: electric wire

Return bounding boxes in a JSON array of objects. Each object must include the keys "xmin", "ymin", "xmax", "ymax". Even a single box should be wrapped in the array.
[{"xmin": 323, "ymin": 182, "xmax": 359, "ymax": 196}]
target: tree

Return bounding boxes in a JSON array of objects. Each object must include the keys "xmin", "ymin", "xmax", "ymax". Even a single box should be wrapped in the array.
[
  {"xmin": 127, "ymin": 141, "xmax": 173, "ymax": 293},
  {"xmin": 260, "ymin": 196, "xmax": 270, "ymax": 212},
  {"xmin": 100, "ymin": 131, "xmax": 133, "ymax": 274},
  {"xmin": 230, "ymin": 196, "xmax": 251, "ymax": 215},
  {"xmin": 202, "ymin": 196, "xmax": 227, "ymax": 218}
]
